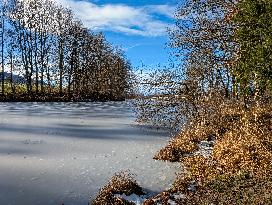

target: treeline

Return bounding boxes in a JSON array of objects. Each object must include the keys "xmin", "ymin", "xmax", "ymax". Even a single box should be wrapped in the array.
[
  {"xmin": 134, "ymin": 0, "xmax": 272, "ymax": 129},
  {"xmin": 170, "ymin": 0, "xmax": 272, "ymax": 101},
  {"xmin": 0, "ymin": 0, "xmax": 131, "ymax": 101}
]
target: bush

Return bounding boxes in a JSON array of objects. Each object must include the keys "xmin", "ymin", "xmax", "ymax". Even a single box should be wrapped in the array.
[{"xmin": 90, "ymin": 171, "xmax": 144, "ymax": 205}]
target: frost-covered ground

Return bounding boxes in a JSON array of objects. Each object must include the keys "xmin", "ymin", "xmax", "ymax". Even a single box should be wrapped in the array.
[{"xmin": 0, "ymin": 101, "xmax": 180, "ymax": 205}]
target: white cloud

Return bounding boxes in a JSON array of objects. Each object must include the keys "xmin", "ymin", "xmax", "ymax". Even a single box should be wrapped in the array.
[
  {"xmin": 54, "ymin": 0, "xmax": 175, "ymax": 36},
  {"xmin": 143, "ymin": 4, "xmax": 175, "ymax": 19}
]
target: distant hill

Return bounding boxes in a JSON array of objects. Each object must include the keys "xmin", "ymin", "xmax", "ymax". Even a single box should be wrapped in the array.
[{"xmin": 0, "ymin": 72, "xmax": 26, "ymax": 84}]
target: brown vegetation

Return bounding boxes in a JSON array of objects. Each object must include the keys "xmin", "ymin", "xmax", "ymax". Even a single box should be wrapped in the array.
[
  {"xmin": 154, "ymin": 98, "xmax": 272, "ymax": 204},
  {"xmin": 90, "ymin": 172, "xmax": 145, "ymax": 205}
]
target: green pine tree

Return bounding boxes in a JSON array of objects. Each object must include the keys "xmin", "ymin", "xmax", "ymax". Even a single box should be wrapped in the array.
[{"xmin": 234, "ymin": 0, "xmax": 272, "ymax": 96}]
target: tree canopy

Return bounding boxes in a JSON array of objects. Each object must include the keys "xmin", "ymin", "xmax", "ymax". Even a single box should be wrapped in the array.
[
  {"xmin": 234, "ymin": 0, "xmax": 272, "ymax": 96},
  {"xmin": 0, "ymin": 0, "xmax": 132, "ymax": 101}
]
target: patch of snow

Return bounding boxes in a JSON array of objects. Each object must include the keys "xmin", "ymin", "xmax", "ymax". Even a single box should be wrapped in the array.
[
  {"xmin": 168, "ymin": 199, "xmax": 177, "ymax": 205},
  {"xmin": 114, "ymin": 194, "xmax": 147, "ymax": 205},
  {"xmin": 172, "ymin": 192, "xmax": 185, "ymax": 200},
  {"xmin": 184, "ymin": 140, "xmax": 214, "ymax": 158},
  {"xmin": 188, "ymin": 181, "xmax": 197, "ymax": 192}
]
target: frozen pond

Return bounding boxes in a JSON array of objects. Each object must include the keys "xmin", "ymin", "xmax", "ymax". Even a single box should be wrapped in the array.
[{"xmin": 0, "ymin": 101, "xmax": 180, "ymax": 205}]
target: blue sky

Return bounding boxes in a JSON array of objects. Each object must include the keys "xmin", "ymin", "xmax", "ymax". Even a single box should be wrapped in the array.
[{"xmin": 56, "ymin": 0, "xmax": 179, "ymax": 68}]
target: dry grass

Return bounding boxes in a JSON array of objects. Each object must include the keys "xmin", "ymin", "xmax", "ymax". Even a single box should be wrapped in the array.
[
  {"xmin": 178, "ymin": 171, "xmax": 272, "ymax": 205},
  {"xmin": 90, "ymin": 171, "xmax": 145, "ymax": 205},
  {"xmin": 154, "ymin": 98, "xmax": 272, "ymax": 204}
]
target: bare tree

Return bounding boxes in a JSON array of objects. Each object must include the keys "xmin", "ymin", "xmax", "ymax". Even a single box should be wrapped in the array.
[
  {"xmin": 0, "ymin": 0, "xmax": 7, "ymax": 96},
  {"xmin": 133, "ymin": 0, "xmax": 238, "ymax": 129},
  {"xmin": 1, "ymin": 0, "xmax": 131, "ymax": 101}
]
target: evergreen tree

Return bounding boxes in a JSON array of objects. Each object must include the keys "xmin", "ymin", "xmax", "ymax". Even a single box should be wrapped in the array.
[{"xmin": 234, "ymin": 0, "xmax": 272, "ymax": 96}]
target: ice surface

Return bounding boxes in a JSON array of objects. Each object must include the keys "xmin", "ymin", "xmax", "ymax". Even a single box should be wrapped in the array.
[{"xmin": 0, "ymin": 101, "xmax": 180, "ymax": 205}]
